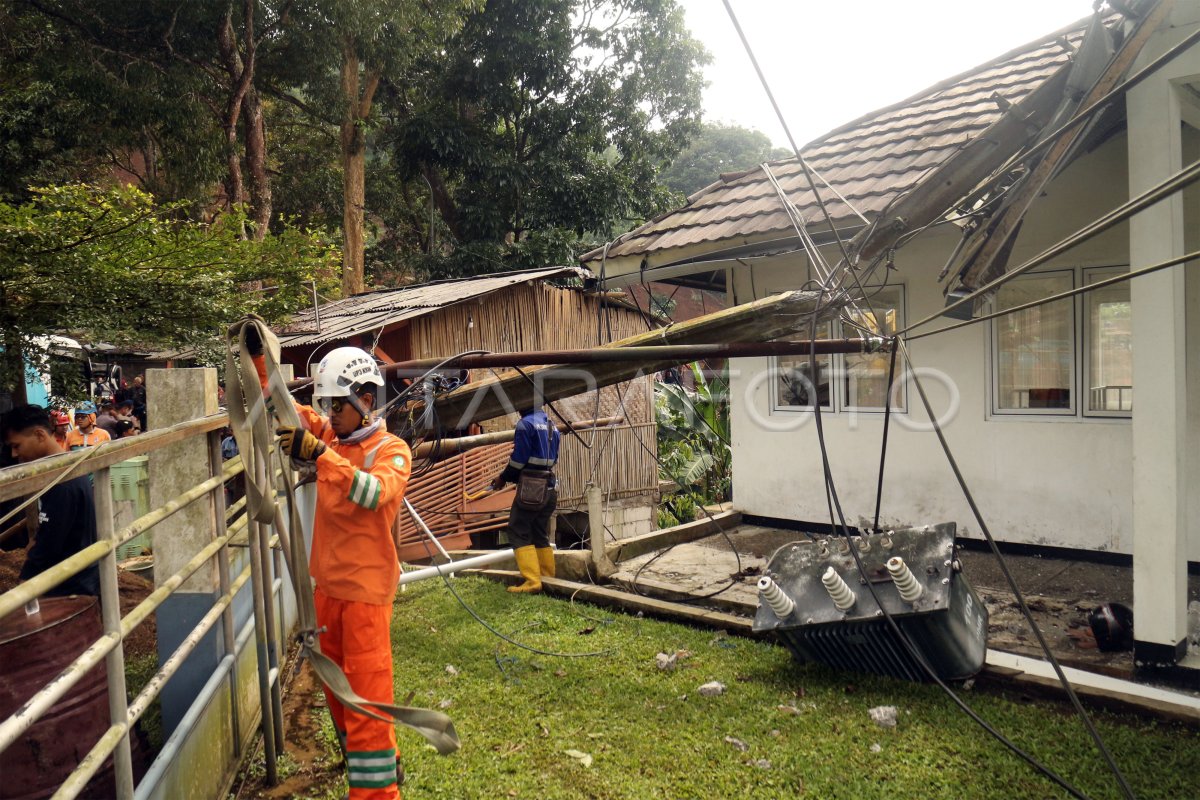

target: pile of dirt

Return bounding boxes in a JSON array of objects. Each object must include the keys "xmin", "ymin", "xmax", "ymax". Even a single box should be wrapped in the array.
[{"xmin": 1, "ymin": 548, "xmax": 157, "ymax": 661}]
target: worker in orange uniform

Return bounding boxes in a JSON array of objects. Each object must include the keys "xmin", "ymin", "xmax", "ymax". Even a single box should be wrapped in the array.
[
  {"xmin": 50, "ymin": 409, "xmax": 72, "ymax": 450},
  {"xmin": 247, "ymin": 331, "xmax": 410, "ymax": 800},
  {"xmin": 66, "ymin": 401, "xmax": 111, "ymax": 449}
]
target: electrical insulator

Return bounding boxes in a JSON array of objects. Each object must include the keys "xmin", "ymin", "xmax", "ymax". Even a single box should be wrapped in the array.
[
  {"xmin": 822, "ymin": 566, "xmax": 856, "ymax": 611},
  {"xmin": 886, "ymin": 556, "xmax": 924, "ymax": 603},
  {"xmin": 757, "ymin": 576, "xmax": 796, "ymax": 619}
]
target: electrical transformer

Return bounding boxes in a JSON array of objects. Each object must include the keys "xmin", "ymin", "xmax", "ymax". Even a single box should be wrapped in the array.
[{"xmin": 753, "ymin": 522, "xmax": 988, "ymax": 682}]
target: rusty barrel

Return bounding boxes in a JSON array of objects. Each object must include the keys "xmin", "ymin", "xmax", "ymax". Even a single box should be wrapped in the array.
[{"xmin": 0, "ymin": 596, "xmax": 111, "ymax": 800}]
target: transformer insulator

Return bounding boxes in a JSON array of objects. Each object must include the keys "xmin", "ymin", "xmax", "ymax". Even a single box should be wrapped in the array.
[
  {"xmin": 822, "ymin": 566, "xmax": 856, "ymax": 611},
  {"xmin": 757, "ymin": 576, "xmax": 796, "ymax": 619},
  {"xmin": 886, "ymin": 556, "xmax": 924, "ymax": 603}
]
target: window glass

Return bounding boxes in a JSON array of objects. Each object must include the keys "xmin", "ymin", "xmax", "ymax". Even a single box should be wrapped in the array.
[
  {"xmin": 1084, "ymin": 269, "xmax": 1132, "ymax": 414},
  {"xmin": 994, "ymin": 272, "xmax": 1074, "ymax": 412},
  {"xmin": 775, "ymin": 320, "xmax": 833, "ymax": 409},
  {"xmin": 843, "ymin": 287, "xmax": 904, "ymax": 410}
]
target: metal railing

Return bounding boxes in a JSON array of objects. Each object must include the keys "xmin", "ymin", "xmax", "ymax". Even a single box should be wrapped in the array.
[{"xmin": 0, "ymin": 412, "xmax": 290, "ymax": 800}]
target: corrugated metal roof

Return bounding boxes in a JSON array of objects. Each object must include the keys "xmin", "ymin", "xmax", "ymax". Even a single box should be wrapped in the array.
[
  {"xmin": 582, "ymin": 19, "xmax": 1089, "ymax": 264},
  {"xmin": 277, "ymin": 267, "xmax": 586, "ymax": 348}
]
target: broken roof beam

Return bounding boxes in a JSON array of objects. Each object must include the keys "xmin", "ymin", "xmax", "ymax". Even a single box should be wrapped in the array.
[
  {"xmin": 847, "ymin": 55, "xmax": 1074, "ymax": 268},
  {"xmin": 432, "ymin": 289, "xmax": 832, "ymax": 427},
  {"xmin": 956, "ymin": 0, "xmax": 1177, "ymax": 289}
]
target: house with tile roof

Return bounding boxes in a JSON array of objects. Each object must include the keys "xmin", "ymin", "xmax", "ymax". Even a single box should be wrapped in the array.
[{"xmin": 582, "ymin": 3, "xmax": 1200, "ymax": 671}]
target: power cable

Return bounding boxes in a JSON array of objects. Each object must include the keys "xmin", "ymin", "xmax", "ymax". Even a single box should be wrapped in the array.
[
  {"xmin": 722, "ymin": 0, "xmax": 854, "ymax": 269},
  {"xmin": 410, "ymin": 512, "xmax": 610, "ymax": 660},
  {"xmin": 803, "ymin": 317, "xmax": 1096, "ymax": 800},
  {"xmin": 897, "ymin": 338, "xmax": 1135, "ymax": 799},
  {"xmin": 906, "ymin": 248, "xmax": 1200, "ymax": 342},
  {"xmin": 900, "ymin": 155, "xmax": 1200, "ymax": 335},
  {"xmin": 870, "ymin": 339, "xmax": 899, "ymax": 533}
]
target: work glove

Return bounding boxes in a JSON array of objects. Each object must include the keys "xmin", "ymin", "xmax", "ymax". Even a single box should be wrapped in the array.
[
  {"xmin": 276, "ymin": 426, "xmax": 326, "ymax": 463},
  {"xmin": 244, "ymin": 323, "xmax": 263, "ymax": 357},
  {"xmin": 490, "ymin": 474, "xmax": 506, "ymax": 491}
]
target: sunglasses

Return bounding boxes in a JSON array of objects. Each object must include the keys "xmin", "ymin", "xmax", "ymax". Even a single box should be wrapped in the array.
[{"xmin": 317, "ymin": 397, "xmax": 350, "ymax": 415}]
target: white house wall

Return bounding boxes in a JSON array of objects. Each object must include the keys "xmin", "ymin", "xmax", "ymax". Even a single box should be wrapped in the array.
[{"xmin": 727, "ymin": 130, "xmax": 1200, "ymax": 558}]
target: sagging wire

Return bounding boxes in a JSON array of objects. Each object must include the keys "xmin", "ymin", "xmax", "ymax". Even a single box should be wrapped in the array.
[
  {"xmin": 897, "ymin": 337, "xmax": 1135, "ymax": 800},
  {"xmin": 870, "ymin": 338, "xmax": 899, "ymax": 534},
  {"xmin": 804, "ymin": 323, "xmax": 1096, "ymax": 800},
  {"xmin": 584, "ymin": 266, "xmax": 746, "ymax": 604},
  {"xmin": 899, "ymin": 155, "xmax": 1200, "ymax": 337},
  {"xmin": 906, "ymin": 247, "xmax": 1200, "ymax": 343},
  {"xmin": 722, "ymin": 0, "xmax": 854, "ymax": 270},
  {"xmin": 410, "ymin": 509, "xmax": 612, "ymax": 661}
]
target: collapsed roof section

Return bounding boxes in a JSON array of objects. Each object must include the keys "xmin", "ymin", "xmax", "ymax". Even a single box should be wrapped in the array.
[{"xmin": 579, "ymin": 8, "xmax": 1151, "ymax": 295}]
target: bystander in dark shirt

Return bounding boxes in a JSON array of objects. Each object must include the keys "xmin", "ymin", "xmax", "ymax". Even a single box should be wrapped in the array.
[{"xmin": 20, "ymin": 474, "xmax": 100, "ymax": 596}]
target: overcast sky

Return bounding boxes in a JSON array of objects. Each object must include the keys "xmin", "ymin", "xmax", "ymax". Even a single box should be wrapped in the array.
[{"xmin": 677, "ymin": 0, "xmax": 1098, "ymax": 149}]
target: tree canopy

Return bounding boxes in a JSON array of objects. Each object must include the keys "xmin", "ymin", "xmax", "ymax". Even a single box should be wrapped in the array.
[
  {"xmin": 2, "ymin": 0, "xmax": 710, "ymax": 302},
  {"xmin": 0, "ymin": 183, "xmax": 339, "ymax": 390},
  {"xmin": 659, "ymin": 122, "xmax": 791, "ymax": 197}
]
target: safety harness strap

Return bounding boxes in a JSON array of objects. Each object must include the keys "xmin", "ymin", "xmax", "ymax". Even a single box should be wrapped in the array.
[{"xmin": 224, "ymin": 315, "xmax": 460, "ymax": 755}]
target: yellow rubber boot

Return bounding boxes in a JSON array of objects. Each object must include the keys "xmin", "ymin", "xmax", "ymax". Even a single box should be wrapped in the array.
[
  {"xmin": 536, "ymin": 547, "xmax": 556, "ymax": 579},
  {"xmin": 508, "ymin": 546, "xmax": 542, "ymax": 593}
]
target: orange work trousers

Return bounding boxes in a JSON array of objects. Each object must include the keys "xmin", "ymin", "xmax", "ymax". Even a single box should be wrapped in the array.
[{"xmin": 314, "ymin": 588, "xmax": 399, "ymax": 800}]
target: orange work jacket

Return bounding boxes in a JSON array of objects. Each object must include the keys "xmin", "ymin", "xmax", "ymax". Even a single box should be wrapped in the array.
[
  {"xmin": 298, "ymin": 405, "xmax": 412, "ymax": 605},
  {"xmin": 66, "ymin": 426, "xmax": 111, "ymax": 449}
]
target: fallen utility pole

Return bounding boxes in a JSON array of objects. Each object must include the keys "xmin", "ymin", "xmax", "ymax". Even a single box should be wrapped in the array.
[
  {"xmin": 432, "ymin": 288, "xmax": 839, "ymax": 426},
  {"xmin": 410, "ymin": 415, "xmax": 625, "ymax": 460},
  {"xmin": 285, "ymin": 336, "xmax": 874, "ymax": 391}
]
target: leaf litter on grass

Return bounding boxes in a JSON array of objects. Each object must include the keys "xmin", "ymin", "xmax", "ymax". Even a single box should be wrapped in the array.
[{"xmin": 374, "ymin": 577, "xmax": 1199, "ymax": 800}]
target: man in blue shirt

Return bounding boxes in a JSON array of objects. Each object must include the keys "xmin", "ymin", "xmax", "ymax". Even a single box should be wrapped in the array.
[
  {"xmin": 491, "ymin": 406, "xmax": 560, "ymax": 593},
  {"xmin": 2, "ymin": 404, "xmax": 99, "ymax": 597}
]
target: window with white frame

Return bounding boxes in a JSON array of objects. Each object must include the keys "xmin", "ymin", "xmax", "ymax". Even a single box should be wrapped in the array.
[
  {"xmin": 1084, "ymin": 267, "xmax": 1132, "ymax": 415},
  {"xmin": 992, "ymin": 271, "xmax": 1074, "ymax": 413},
  {"xmin": 843, "ymin": 286, "xmax": 905, "ymax": 411},
  {"xmin": 775, "ymin": 320, "xmax": 833, "ymax": 410},
  {"xmin": 772, "ymin": 285, "xmax": 905, "ymax": 413},
  {"xmin": 990, "ymin": 266, "xmax": 1131, "ymax": 418}
]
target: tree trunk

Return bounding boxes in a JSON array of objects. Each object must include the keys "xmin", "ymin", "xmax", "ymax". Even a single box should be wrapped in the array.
[
  {"xmin": 216, "ymin": 6, "xmax": 247, "ymax": 212},
  {"xmin": 239, "ymin": 0, "xmax": 270, "ymax": 239},
  {"xmin": 242, "ymin": 84, "xmax": 271, "ymax": 239},
  {"xmin": 421, "ymin": 163, "xmax": 463, "ymax": 243},
  {"xmin": 339, "ymin": 41, "xmax": 380, "ymax": 297}
]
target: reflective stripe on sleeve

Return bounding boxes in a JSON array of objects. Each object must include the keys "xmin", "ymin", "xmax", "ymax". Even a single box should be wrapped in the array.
[{"xmin": 349, "ymin": 469, "xmax": 382, "ymax": 510}]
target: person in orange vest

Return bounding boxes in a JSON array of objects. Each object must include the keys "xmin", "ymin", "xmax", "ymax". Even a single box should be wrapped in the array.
[
  {"xmin": 66, "ymin": 401, "xmax": 111, "ymax": 450},
  {"xmin": 50, "ymin": 409, "xmax": 72, "ymax": 450},
  {"xmin": 247, "ymin": 332, "xmax": 411, "ymax": 800}
]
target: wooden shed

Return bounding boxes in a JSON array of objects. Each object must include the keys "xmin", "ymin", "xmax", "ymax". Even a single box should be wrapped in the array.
[{"xmin": 275, "ymin": 267, "xmax": 659, "ymax": 556}]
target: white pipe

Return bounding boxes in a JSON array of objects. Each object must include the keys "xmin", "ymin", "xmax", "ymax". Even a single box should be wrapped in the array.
[
  {"xmin": 399, "ymin": 549, "xmax": 516, "ymax": 585},
  {"xmin": 822, "ymin": 566, "xmax": 856, "ymax": 611},
  {"xmin": 757, "ymin": 576, "xmax": 795, "ymax": 619},
  {"xmin": 404, "ymin": 498, "xmax": 454, "ymax": 575},
  {"xmin": 886, "ymin": 556, "xmax": 924, "ymax": 603}
]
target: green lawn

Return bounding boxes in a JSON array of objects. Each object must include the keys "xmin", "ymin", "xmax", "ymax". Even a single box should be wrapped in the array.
[{"xmin": 376, "ymin": 577, "xmax": 1196, "ymax": 800}]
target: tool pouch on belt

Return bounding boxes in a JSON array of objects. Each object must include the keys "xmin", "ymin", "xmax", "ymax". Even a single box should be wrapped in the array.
[{"xmin": 515, "ymin": 469, "xmax": 552, "ymax": 511}]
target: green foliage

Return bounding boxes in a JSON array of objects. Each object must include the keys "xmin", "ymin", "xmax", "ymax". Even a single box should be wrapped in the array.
[
  {"xmin": 0, "ymin": 1, "xmax": 227, "ymax": 205},
  {"xmin": 370, "ymin": 577, "xmax": 1200, "ymax": 800},
  {"xmin": 391, "ymin": 0, "xmax": 709, "ymax": 277},
  {"xmin": 659, "ymin": 122, "xmax": 792, "ymax": 198},
  {"xmin": 0, "ymin": 183, "xmax": 339, "ymax": 388},
  {"xmin": 656, "ymin": 362, "xmax": 730, "ymax": 525},
  {"xmin": 5, "ymin": 0, "xmax": 710, "ymax": 294}
]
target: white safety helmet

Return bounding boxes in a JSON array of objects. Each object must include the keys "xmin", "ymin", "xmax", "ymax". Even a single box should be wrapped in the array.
[{"xmin": 313, "ymin": 347, "xmax": 385, "ymax": 419}]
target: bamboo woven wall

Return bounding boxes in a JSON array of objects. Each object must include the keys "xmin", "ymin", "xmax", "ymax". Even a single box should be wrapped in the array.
[
  {"xmin": 406, "ymin": 283, "xmax": 658, "ymax": 510},
  {"xmin": 395, "ymin": 442, "xmax": 513, "ymax": 560}
]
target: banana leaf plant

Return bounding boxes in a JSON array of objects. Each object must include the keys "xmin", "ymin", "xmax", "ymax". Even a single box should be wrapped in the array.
[{"xmin": 655, "ymin": 362, "xmax": 731, "ymax": 525}]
